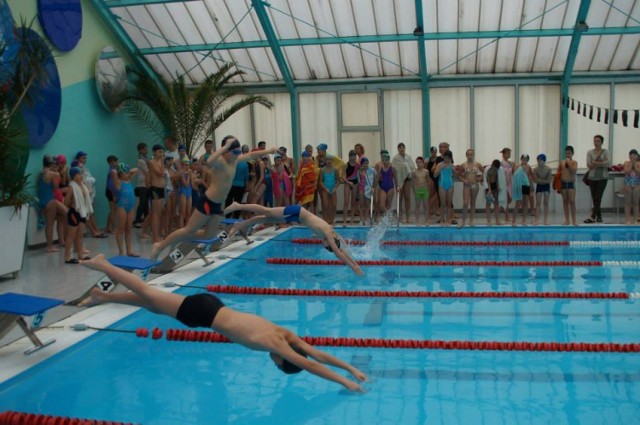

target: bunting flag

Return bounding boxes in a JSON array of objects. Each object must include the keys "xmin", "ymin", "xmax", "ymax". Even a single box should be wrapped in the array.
[{"xmin": 561, "ymin": 95, "xmax": 640, "ymax": 129}]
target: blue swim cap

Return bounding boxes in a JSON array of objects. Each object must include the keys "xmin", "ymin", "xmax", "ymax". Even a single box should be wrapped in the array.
[
  {"xmin": 117, "ymin": 162, "xmax": 130, "ymax": 174},
  {"xmin": 537, "ymin": 154, "xmax": 547, "ymax": 162},
  {"xmin": 69, "ymin": 167, "xmax": 82, "ymax": 179},
  {"xmin": 301, "ymin": 151, "xmax": 310, "ymax": 158},
  {"xmin": 317, "ymin": 143, "xmax": 328, "ymax": 151}
]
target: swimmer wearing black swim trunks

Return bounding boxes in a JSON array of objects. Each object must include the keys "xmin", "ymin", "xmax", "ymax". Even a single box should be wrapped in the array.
[{"xmin": 79, "ymin": 254, "xmax": 368, "ymax": 392}]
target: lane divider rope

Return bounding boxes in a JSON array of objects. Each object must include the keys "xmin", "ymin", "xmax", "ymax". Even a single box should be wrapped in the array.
[
  {"xmin": 266, "ymin": 258, "xmax": 602, "ymax": 267},
  {"xmin": 0, "ymin": 410, "xmax": 136, "ymax": 424},
  {"xmin": 205, "ymin": 285, "xmax": 634, "ymax": 300},
  {"xmin": 601, "ymin": 261, "xmax": 640, "ymax": 267},
  {"xmin": 292, "ymin": 238, "xmax": 570, "ymax": 246},
  {"xmin": 570, "ymin": 241, "xmax": 640, "ymax": 247},
  {"xmin": 132, "ymin": 328, "xmax": 640, "ymax": 353}
]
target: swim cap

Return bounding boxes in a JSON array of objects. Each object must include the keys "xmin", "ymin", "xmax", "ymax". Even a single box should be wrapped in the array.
[
  {"xmin": 360, "ymin": 156, "xmax": 369, "ymax": 165},
  {"xmin": 69, "ymin": 167, "xmax": 81, "ymax": 179},
  {"xmin": 279, "ymin": 359, "xmax": 303, "ymax": 374},
  {"xmin": 305, "ymin": 144, "xmax": 313, "ymax": 150},
  {"xmin": 317, "ymin": 143, "xmax": 328, "ymax": 151},
  {"xmin": 301, "ymin": 151, "xmax": 310, "ymax": 158},
  {"xmin": 42, "ymin": 155, "xmax": 54, "ymax": 167},
  {"xmin": 75, "ymin": 151, "xmax": 87, "ymax": 160},
  {"xmin": 630, "ymin": 149, "xmax": 639, "ymax": 156},
  {"xmin": 70, "ymin": 159, "xmax": 80, "ymax": 168},
  {"xmin": 274, "ymin": 153, "xmax": 282, "ymax": 160},
  {"xmin": 55, "ymin": 154, "xmax": 67, "ymax": 165},
  {"xmin": 537, "ymin": 154, "xmax": 546, "ymax": 162},
  {"xmin": 178, "ymin": 144, "xmax": 186, "ymax": 151},
  {"xmin": 117, "ymin": 162, "xmax": 130, "ymax": 174},
  {"xmin": 521, "ymin": 154, "xmax": 530, "ymax": 161}
]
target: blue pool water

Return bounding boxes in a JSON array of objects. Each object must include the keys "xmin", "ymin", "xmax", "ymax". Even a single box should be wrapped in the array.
[{"xmin": 1, "ymin": 227, "xmax": 639, "ymax": 424}]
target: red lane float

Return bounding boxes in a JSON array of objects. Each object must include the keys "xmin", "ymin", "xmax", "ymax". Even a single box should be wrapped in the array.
[
  {"xmin": 140, "ymin": 329, "xmax": 640, "ymax": 353},
  {"xmin": 291, "ymin": 238, "xmax": 570, "ymax": 246},
  {"xmin": 266, "ymin": 258, "xmax": 602, "ymax": 267},
  {"xmin": 0, "ymin": 410, "xmax": 136, "ymax": 425},
  {"xmin": 205, "ymin": 285, "xmax": 628, "ymax": 300}
]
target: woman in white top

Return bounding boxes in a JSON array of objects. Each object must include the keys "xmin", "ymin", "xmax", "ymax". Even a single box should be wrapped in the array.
[{"xmin": 584, "ymin": 135, "xmax": 610, "ymax": 223}]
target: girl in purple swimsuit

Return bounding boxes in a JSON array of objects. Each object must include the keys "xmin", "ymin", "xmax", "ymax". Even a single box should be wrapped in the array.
[{"xmin": 376, "ymin": 151, "xmax": 397, "ymax": 216}]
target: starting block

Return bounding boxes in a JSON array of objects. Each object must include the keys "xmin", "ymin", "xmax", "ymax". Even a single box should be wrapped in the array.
[
  {"xmin": 0, "ymin": 292, "xmax": 64, "ymax": 355},
  {"xmin": 67, "ymin": 256, "xmax": 162, "ymax": 306},
  {"xmin": 152, "ymin": 219, "xmax": 253, "ymax": 273}
]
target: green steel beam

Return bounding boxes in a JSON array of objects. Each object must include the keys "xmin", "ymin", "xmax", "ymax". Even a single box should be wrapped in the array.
[
  {"xmin": 560, "ymin": 0, "xmax": 591, "ymax": 155},
  {"xmin": 415, "ymin": 0, "xmax": 431, "ymax": 153},
  {"xmin": 89, "ymin": 0, "xmax": 165, "ymax": 91},
  {"xmin": 251, "ymin": 0, "xmax": 299, "ymax": 157},
  {"xmin": 227, "ymin": 72, "xmax": 640, "ymax": 93},
  {"xmin": 105, "ymin": 0, "xmax": 198, "ymax": 6},
  {"xmin": 137, "ymin": 26, "xmax": 640, "ymax": 56}
]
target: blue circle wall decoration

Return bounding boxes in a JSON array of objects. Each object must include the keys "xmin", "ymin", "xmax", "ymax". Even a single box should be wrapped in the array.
[
  {"xmin": 37, "ymin": 0, "xmax": 82, "ymax": 52},
  {"xmin": 17, "ymin": 28, "xmax": 62, "ymax": 148},
  {"xmin": 0, "ymin": 0, "xmax": 17, "ymax": 85}
]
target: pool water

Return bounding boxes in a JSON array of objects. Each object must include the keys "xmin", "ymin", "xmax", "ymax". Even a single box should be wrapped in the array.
[{"xmin": 1, "ymin": 226, "xmax": 639, "ymax": 424}]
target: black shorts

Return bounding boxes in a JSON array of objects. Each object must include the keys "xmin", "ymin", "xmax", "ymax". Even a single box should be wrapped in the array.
[
  {"xmin": 67, "ymin": 208, "xmax": 86, "ymax": 227},
  {"xmin": 149, "ymin": 186, "xmax": 165, "ymax": 200},
  {"xmin": 106, "ymin": 189, "xmax": 115, "ymax": 202},
  {"xmin": 522, "ymin": 185, "xmax": 530, "ymax": 196},
  {"xmin": 536, "ymin": 183, "xmax": 550, "ymax": 193},
  {"xmin": 196, "ymin": 193, "xmax": 224, "ymax": 216},
  {"xmin": 176, "ymin": 293, "xmax": 225, "ymax": 328}
]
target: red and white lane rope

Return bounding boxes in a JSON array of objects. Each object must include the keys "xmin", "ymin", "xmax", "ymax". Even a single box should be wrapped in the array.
[
  {"xmin": 128, "ymin": 328, "xmax": 640, "ymax": 353},
  {"xmin": 205, "ymin": 285, "xmax": 638, "ymax": 300},
  {"xmin": 266, "ymin": 258, "xmax": 602, "ymax": 267}
]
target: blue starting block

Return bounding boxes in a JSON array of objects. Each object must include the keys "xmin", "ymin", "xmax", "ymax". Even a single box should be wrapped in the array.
[
  {"xmin": 152, "ymin": 219, "xmax": 253, "ymax": 272},
  {"xmin": 67, "ymin": 256, "xmax": 162, "ymax": 307},
  {"xmin": 0, "ymin": 292, "xmax": 64, "ymax": 355},
  {"xmin": 108, "ymin": 256, "xmax": 162, "ymax": 280}
]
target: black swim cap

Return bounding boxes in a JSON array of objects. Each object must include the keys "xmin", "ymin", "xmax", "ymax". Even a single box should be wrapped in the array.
[
  {"xmin": 279, "ymin": 359, "xmax": 304, "ymax": 374},
  {"xmin": 324, "ymin": 236, "xmax": 341, "ymax": 253}
]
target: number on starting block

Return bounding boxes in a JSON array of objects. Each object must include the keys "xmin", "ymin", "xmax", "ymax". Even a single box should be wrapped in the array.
[
  {"xmin": 31, "ymin": 312, "xmax": 44, "ymax": 329},
  {"xmin": 169, "ymin": 248, "xmax": 184, "ymax": 264},
  {"xmin": 98, "ymin": 280, "xmax": 116, "ymax": 293},
  {"xmin": 218, "ymin": 230, "xmax": 229, "ymax": 242}
]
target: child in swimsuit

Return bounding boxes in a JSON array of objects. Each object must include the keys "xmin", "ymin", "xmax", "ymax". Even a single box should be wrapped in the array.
[
  {"xmin": 434, "ymin": 151, "xmax": 455, "ymax": 226},
  {"xmin": 533, "ymin": 154, "xmax": 552, "ymax": 225},
  {"xmin": 178, "ymin": 158, "xmax": 193, "ymax": 229},
  {"xmin": 319, "ymin": 159, "xmax": 339, "ymax": 224},
  {"xmin": 484, "ymin": 160, "xmax": 501, "ymax": 226},
  {"xmin": 559, "ymin": 146, "xmax": 578, "ymax": 226},
  {"xmin": 458, "ymin": 149, "xmax": 483, "ymax": 227},
  {"xmin": 113, "ymin": 162, "xmax": 139, "ymax": 257},
  {"xmin": 412, "ymin": 157, "xmax": 430, "ymax": 225},
  {"xmin": 357, "ymin": 157, "xmax": 376, "ymax": 226},
  {"xmin": 622, "ymin": 149, "xmax": 640, "ymax": 224},
  {"xmin": 376, "ymin": 151, "xmax": 397, "ymax": 216}
]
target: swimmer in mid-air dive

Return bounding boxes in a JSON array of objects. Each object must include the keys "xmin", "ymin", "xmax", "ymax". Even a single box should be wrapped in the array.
[
  {"xmin": 79, "ymin": 255, "xmax": 367, "ymax": 392},
  {"xmin": 224, "ymin": 202, "xmax": 365, "ymax": 276}
]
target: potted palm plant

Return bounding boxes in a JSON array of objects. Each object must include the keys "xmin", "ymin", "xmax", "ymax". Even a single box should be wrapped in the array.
[
  {"xmin": 0, "ymin": 22, "xmax": 51, "ymax": 277},
  {"xmin": 125, "ymin": 63, "xmax": 274, "ymax": 156}
]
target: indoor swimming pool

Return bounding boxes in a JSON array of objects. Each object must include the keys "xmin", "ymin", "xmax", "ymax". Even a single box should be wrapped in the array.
[{"xmin": 1, "ymin": 226, "xmax": 639, "ymax": 424}]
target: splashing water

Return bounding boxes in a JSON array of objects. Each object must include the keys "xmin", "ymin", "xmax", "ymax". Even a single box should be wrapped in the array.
[{"xmin": 350, "ymin": 211, "xmax": 395, "ymax": 260}]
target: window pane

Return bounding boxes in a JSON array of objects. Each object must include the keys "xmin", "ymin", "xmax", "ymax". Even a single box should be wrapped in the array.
[
  {"xmin": 475, "ymin": 86, "xmax": 515, "ymax": 165},
  {"xmin": 341, "ymin": 92, "xmax": 379, "ymax": 127},
  {"xmin": 519, "ymin": 85, "xmax": 560, "ymax": 162},
  {"xmin": 429, "ymin": 87, "xmax": 470, "ymax": 163}
]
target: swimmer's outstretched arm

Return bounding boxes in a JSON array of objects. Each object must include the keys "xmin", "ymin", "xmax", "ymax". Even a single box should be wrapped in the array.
[
  {"xmin": 326, "ymin": 237, "xmax": 364, "ymax": 276},
  {"xmin": 275, "ymin": 339, "xmax": 367, "ymax": 392}
]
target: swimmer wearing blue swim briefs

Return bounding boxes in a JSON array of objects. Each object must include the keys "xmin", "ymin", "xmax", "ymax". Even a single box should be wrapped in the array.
[
  {"xmin": 224, "ymin": 202, "xmax": 365, "ymax": 276},
  {"xmin": 78, "ymin": 254, "xmax": 368, "ymax": 392}
]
